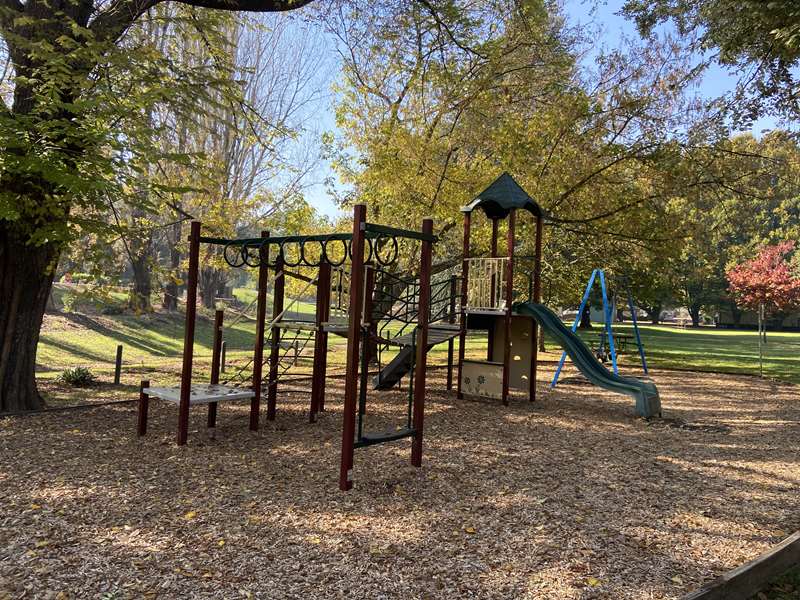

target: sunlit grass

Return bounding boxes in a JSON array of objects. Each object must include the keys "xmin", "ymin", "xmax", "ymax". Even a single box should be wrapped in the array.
[{"xmin": 36, "ymin": 305, "xmax": 800, "ymax": 384}]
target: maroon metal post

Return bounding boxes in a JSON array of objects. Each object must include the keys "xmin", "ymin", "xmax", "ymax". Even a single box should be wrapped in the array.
[
  {"xmin": 310, "ymin": 261, "xmax": 332, "ymax": 422},
  {"xmin": 177, "ymin": 221, "xmax": 201, "ymax": 445},
  {"xmin": 501, "ymin": 209, "xmax": 516, "ymax": 406},
  {"xmin": 137, "ymin": 379, "xmax": 150, "ymax": 437},
  {"xmin": 208, "ymin": 309, "xmax": 224, "ymax": 429},
  {"xmin": 339, "ymin": 204, "xmax": 367, "ymax": 491},
  {"xmin": 488, "ymin": 217, "xmax": 499, "ymax": 360},
  {"xmin": 446, "ymin": 275, "xmax": 457, "ymax": 390},
  {"xmin": 530, "ymin": 214, "xmax": 543, "ymax": 402},
  {"xmin": 361, "ymin": 263, "xmax": 376, "ymax": 415},
  {"xmin": 266, "ymin": 252, "xmax": 285, "ymax": 422},
  {"xmin": 456, "ymin": 212, "xmax": 471, "ymax": 399},
  {"xmin": 250, "ymin": 231, "xmax": 270, "ymax": 431},
  {"xmin": 319, "ymin": 265, "xmax": 331, "ymax": 413},
  {"xmin": 411, "ymin": 217, "xmax": 434, "ymax": 467}
]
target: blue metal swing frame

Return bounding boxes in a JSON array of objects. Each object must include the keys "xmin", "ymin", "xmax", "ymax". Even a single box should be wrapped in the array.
[{"xmin": 551, "ymin": 269, "xmax": 647, "ymax": 388}]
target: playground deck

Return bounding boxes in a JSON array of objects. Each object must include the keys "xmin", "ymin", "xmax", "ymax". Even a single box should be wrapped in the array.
[{"xmin": 1, "ymin": 369, "xmax": 798, "ymax": 599}]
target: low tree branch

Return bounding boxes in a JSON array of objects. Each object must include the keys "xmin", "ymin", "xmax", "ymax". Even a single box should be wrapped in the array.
[{"xmin": 91, "ymin": 0, "xmax": 315, "ymax": 43}]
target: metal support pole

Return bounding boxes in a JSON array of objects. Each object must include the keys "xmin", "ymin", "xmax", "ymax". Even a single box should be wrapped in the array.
[
  {"xmin": 137, "ymin": 380, "xmax": 150, "ymax": 437},
  {"xmin": 177, "ymin": 221, "xmax": 201, "ymax": 445},
  {"xmin": 487, "ymin": 217, "xmax": 499, "ymax": 360},
  {"xmin": 411, "ymin": 217, "xmax": 434, "ymax": 467},
  {"xmin": 530, "ymin": 214, "xmax": 543, "ymax": 402},
  {"xmin": 501, "ymin": 209, "xmax": 515, "ymax": 406},
  {"xmin": 250, "ymin": 231, "xmax": 270, "ymax": 431},
  {"xmin": 267, "ymin": 252, "xmax": 285, "ymax": 421},
  {"xmin": 627, "ymin": 290, "xmax": 648, "ymax": 374},
  {"xmin": 310, "ymin": 262, "xmax": 331, "ymax": 422},
  {"xmin": 599, "ymin": 270, "xmax": 618, "ymax": 375},
  {"xmin": 446, "ymin": 275, "xmax": 457, "ymax": 390},
  {"xmin": 552, "ymin": 269, "xmax": 599, "ymax": 388},
  {"xmin": 456, "ymin": 212, "xmax": 471, "ymax": 399},
  {"xmin": 339, "ymin": 204, "xmax": 367, "ymax": 491},
  {"xmin": 114, "ymin": 345, "xmax": 123, "ymax": 385},
  {"xmin": 220, "ymin": 341, "xmax": 226, "ymax": 373},
  {"xmin": 208, "ymin": 309, "xmax": 223, "ymax": 430}
]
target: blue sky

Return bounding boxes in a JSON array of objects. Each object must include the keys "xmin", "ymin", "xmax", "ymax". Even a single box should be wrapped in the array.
[{"xmin": 303, "ymin": 0, "xmax": 784, "ymax": 220}]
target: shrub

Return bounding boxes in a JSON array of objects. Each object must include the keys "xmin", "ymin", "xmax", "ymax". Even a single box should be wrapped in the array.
[{"xmin": 59, "ymin": 366, "xmax": 97, "ymax": 387}]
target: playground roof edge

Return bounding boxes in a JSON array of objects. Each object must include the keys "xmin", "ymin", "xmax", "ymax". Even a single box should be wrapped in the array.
[{"xmin": 461, "ymin": 172, "xmax": 545, "ymax": 219}]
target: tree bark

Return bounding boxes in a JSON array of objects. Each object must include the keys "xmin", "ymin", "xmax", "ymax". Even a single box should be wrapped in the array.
[
  {"xmin": 646, "ymin": 302, "xmax": 661, "ymax": 324},
  {"xmin": 688, "ymin": 304, "xmax": 702, "ymax": 327},
  {"xmin": 162, "ymin": 225, "xmax": 181, "ymax": 311},
  {"xmin": 128, "ymin": 228, "xmax": 153, "ymax": 312},
  {"xmin": 200, "ymin": 266, "xmax": 227, "ymax": 309},
  {"xmin": 0, "ymin": 225, "xmax": 60, "ymax": 412},
  {"xmin": 579, "ymin": 303, "xmax": 592, "ymax": 329}
]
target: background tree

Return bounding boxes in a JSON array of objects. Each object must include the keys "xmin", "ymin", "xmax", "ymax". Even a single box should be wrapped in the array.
[
  {"xmin": 623, "ymin": 0, "xmax": 800, "ymax": 123},
  {"xmin": 0, "ymin": 0, "xmax": 314, "ymax": 413},
  {"xmin": 727, "ymin": 241, "xmax": 800, "ymax": 340}
]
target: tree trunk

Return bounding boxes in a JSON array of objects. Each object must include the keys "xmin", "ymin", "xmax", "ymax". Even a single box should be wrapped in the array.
[
  {"xmin": 162, "ymin": 220, "xmax": 182, "ymax": 311},
  {"xmin": 579, "ymin": 303, "xmax": 592, "ymax": 329},
  {"xmin": 0, "ymin": 226, "xmax": 60, "ymax": 412},
  {"xmin": 200, "ymin": 267, "xmax": 226, "ymax": 309},
  {"xmin": 688, "ymin": 304, "xmax": 701, "ymax": 327},
  {"xmin": 647, "ymin": 303, "xmax": 661, "ymax": 325},
  {"xmin": 129, "ymin": 252, "xmax": 153, "ymax": 312},
  {"xmin": 538, "ymin": 325, "xmax": 545, "ymax": 352}
]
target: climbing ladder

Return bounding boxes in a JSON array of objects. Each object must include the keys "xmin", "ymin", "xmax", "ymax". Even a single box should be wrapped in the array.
[{"xmin": 371, "ymin": 268, "xmax": 460, "ymax": 390}]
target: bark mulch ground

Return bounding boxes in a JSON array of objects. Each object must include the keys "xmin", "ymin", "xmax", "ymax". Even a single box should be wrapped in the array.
[{"xmin": 1, "ymin": 368, "xmax": 798, "ymax": 599}]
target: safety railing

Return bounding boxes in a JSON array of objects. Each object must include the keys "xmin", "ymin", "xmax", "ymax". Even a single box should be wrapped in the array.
[{"xmin": 465, "ymin": 257, "xmax": 508, "ymax": 312}]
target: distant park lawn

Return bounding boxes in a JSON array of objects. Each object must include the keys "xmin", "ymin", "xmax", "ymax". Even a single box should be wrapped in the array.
[
  {"xmin": 575, "ymin": 323, "xmax": 800, "ymax": 383},
  {"xmin": 35, "ymin": 298, "xmax": 800, "ymax": 385}
]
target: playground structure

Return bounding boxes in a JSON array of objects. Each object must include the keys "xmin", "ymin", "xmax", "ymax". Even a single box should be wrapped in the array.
[
  {"xmin": 136, "ymin": 172, "xmax": 661, "ymax": 492},
  {"xmin": 454, "ymin": 174, "xmax": 660, "ymax": 417},
  {"xmin": 137, "ymin": 204, "xmax": 459, "ymax": 491}
]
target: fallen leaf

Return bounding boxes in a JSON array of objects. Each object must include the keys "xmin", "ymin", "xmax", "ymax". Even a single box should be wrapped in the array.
[
  {"xmin": 183, "ymin": 511, "xmax": 197, "ymax": 520},
  {"xmin": 586, "ymin": 577, "xmax": 601, "ymax": 587},
  {"xmin": 671, "ymin": 575, "xmax": 683, "ymax": 585},
  {"xmin": 464, "ymin": 526, "xmax": 476, "ymax": 534}
]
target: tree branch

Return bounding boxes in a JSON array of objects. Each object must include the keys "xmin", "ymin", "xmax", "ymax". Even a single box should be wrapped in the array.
[{"xmin": 91, "ymin": 0, "xmax": 315, "ymax": 43}]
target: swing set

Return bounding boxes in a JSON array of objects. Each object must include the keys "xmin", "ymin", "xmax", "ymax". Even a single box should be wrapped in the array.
[{"xmin": 551, "ymin": 268, "xmax": 648, "ymax": 388}]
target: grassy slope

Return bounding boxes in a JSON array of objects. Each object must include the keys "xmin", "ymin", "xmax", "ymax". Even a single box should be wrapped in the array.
[{"xmin": 37, "ymin": 306, "xmax": 800, "ymax": 384}]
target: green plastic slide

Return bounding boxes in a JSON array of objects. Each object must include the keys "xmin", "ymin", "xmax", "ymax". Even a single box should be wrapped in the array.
[{"xmin": 513, "ymin": 302, "xmax": 661, "ymax": 418}]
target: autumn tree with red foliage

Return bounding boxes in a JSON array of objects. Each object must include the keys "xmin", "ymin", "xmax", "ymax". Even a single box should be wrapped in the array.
[{"xmin": 727, "ymin": 242, "xmax": 800, "ymax": 339}]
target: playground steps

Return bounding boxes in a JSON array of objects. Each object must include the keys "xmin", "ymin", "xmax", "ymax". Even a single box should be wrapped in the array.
[{"xmin": 373, "ymin": 326, "xmax": 459, "ymax": 391}]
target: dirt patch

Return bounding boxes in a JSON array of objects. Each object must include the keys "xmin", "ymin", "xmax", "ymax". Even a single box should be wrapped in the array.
[{"xmin": 0, "ymin": 369, "xmax": 798, "ymax": 599}]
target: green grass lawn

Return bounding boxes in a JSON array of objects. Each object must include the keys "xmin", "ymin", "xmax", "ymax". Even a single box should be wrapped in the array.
[
  {"xmin": 562, "ymin": 323, "xmax": 800, "ymax": 383},
  {"xmin": 36, "ymin": 304, "xmax": 800, "ymax": 386}
]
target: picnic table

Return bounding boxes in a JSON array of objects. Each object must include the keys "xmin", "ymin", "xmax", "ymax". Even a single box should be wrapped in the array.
[{"xmin": 595, "ymin": 330, "xmax": 635, "ymax": 361}]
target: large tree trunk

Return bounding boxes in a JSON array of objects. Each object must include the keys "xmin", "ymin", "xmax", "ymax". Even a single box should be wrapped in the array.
[
  {"xmin": 0, "ymin": 226, "xmax": 60, "ymax": 412},
  {"xmin": 129, "ymin": 251, "xmax": 153, "ymax": 312},
  {"xmin": 688, "ymin": 304, "xmax": 701, "ymax": 327},
  {"xmin": 579, "ymin": 303, "xmax": 592, "ymax": 329},
  {"xmin": 162, "ymin": 220, "xmax": 182, "ymax": 311},
  {"xmin": 200, "ymin": 267, "xmax": 227, "ymax": 309},
  {"xmin": 645, "ymin": 302, "xmax": 661, "ymax": 324}
]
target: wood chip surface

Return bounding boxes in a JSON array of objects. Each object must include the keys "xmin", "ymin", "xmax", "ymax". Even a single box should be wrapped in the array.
[{"xmin": 1, "ymin": 368, "xmax": 798, "ymax": 599}]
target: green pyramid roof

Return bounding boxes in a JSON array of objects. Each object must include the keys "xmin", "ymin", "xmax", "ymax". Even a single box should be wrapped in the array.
[{"xmin": 461, "ymin": 172, "xmax": 544, "ymax": 219}]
